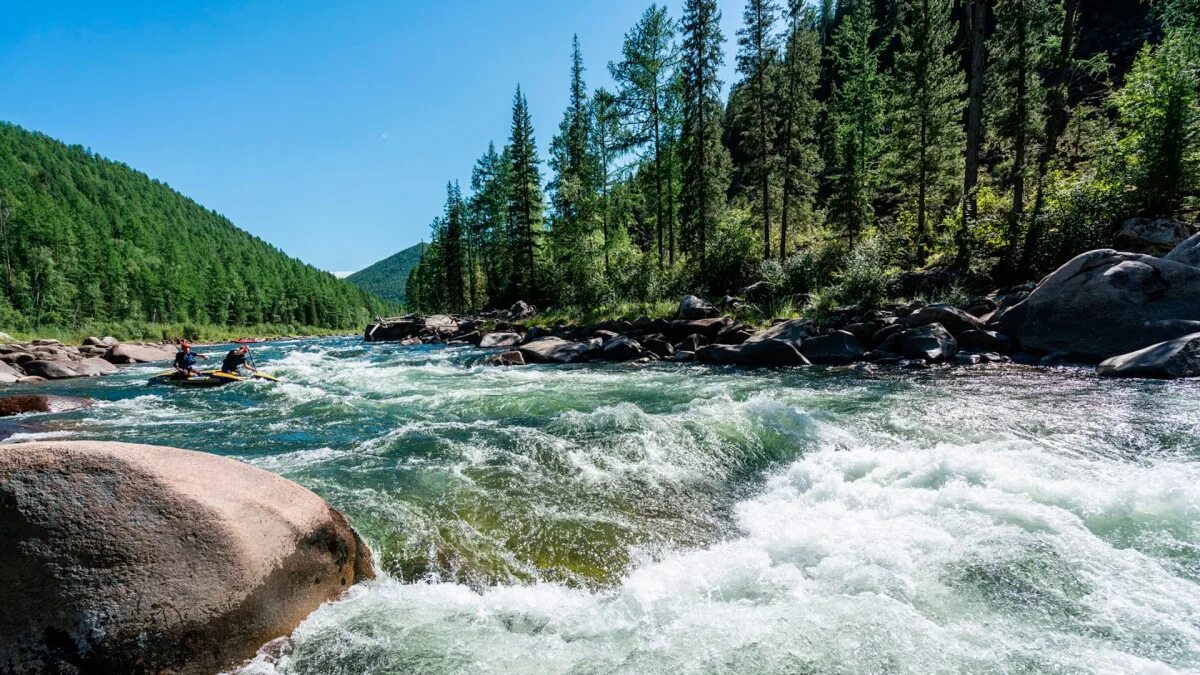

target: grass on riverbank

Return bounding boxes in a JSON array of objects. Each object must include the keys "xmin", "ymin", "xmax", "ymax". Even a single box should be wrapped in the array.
[{"xmin": 1, "ymin": 322, "xmax": 356, "ymax": 345}]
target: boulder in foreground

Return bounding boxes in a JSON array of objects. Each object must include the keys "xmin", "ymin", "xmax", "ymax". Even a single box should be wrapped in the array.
[
  {"xmin": 1097, "ymin": 332, "xmax": 1200, "ymax": 379},
  {"xmin": 0, "ymin": 440, "xmax": 374, "ymax": 675}
]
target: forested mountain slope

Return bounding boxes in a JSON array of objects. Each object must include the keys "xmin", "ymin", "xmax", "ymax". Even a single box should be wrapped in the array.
[
  {"xmin": 346, "ymin": 242, "xmax": 427, "ymax": 305},
  {"xmin": 0, "ymin": 123, "xmax": 391, "ymax": 331}
]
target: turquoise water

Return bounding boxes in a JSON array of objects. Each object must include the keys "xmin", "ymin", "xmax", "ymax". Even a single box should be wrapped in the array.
[{"xmin": 10, "ymin": 336, "xmax": 1200, "ymax": 673}]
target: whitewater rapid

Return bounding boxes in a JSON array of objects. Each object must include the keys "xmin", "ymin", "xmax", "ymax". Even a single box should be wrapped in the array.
[{"xmin": 13, "ymin": 337, "xmax": 1200, "ymax": 673}]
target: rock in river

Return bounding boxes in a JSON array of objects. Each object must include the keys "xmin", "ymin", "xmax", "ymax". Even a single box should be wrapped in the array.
[
  {"xmin": 103, "ymin": 343, "xmax": 178, "ymax": 364},
  {"xmin": 880, "ymin": 323, "xmax": 958, "ymax": 362},
  {"xmin": 0, "ymin": 395, "xmax": 92, "ymax": 417},
  {"xmin": 1097, "ymin": 332, "xmax": 1200, "ymax": 379},
  {"xmin": 519, "ymin": 337, "xmax": 595, "ymax": 364},
  {"xmin": 479, "ymin": 332, "xmax": 522, "ymax": 348},
  {"xmin": 800, "ymin": 330, "xmax": 866, "ymax": 365},
  {"xmin": 0, "ymin": 440, "xmax": 374, "ymax": 675},
  {"xmin": 998, "ymin": 249, "xmax": 1200, "ymax": 360},
  {"xmin": 21, "ymin": 357, "xmax": 117, "ymax": 380}
]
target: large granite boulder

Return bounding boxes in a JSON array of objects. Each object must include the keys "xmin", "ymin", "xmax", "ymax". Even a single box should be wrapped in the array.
[
  {"xmin": 1164, "ymin": 232, "xmax": 1200, "ymax": 268},
  {"xmin": 1097, "ymin": 333, "xmax": 1200, "ymax": 379},
  {"xmin": 997, "ymin": 250, "xmax": 1200, "ymax": 360},
  {"xmin": 1113, "ymin": 217, "xmax": 1192, "ymax": 256},
  {"xmin": 519, "ymin": 337, "xmax": 594, "ymax": 364},
  {"xmin": 678, "ymin": 294, "xmax": 719, "ymax": 320},
  {"xmin": 0, "ymin": 441, "xmax": 374, "ymax": 674},
  {"xmin": 800, "ymin": 331, "xmax": 866, "ymax": 365},
  {"xmin": 104, "ymin": 343, "xmax": 178, "ymax": 364}
]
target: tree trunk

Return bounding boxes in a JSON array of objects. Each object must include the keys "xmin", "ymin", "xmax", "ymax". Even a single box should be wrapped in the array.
[
  {"xmin": 1006, "ymin": 6, "xmax": 1029, "ymax": 270},
  {"xmin": 758, "ymin": 56, "xmax": 772, "ymax": 260},
  {"xmin": 960, "ymin": 0, "xmax": 986, "ymax": 267},
  {"xmin": 652, "ymin": 96, "xmax": 666, "ymax": 269}
]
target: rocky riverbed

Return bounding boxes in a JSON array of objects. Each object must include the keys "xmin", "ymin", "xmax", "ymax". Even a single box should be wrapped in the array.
[{"xmin": 365, "ymin": 242, "xmax": 1200, "ymax": 380}]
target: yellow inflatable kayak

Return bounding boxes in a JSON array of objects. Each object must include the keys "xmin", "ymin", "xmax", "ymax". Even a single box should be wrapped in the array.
[{"xmin": 148, "ymin": 370, "xmax": 280, "ymax": 387}]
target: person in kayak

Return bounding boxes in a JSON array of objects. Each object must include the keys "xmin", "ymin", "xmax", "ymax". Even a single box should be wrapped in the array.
[
  {"xmin": 221, "ymin": 345, "xmax": 258, "ymax": 376},
  {"xmin": 173, "ymin": 342, "xmax": 207, "ymax": 377}
]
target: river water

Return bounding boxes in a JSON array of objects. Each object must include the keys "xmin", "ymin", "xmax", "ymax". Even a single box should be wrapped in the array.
[{"xmin": 8, "ymin": 336, "xmax": 1200, "ymax": 673}]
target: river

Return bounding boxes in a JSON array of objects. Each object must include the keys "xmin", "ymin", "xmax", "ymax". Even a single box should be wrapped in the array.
[{"xmin": 9, "ymin": 336, "xmax": 1200, "ymax": 673}]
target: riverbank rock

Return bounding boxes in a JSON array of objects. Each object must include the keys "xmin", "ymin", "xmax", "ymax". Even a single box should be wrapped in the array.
[
  {"xmin": 1164, "ymin": 232, "xmax": 1200, "ymax": 268},
  {"xmin": 958, "ymin": 329, "xmax": 1015, "ymax": 354},
  {"xmin": 800, "ymin": 331, "xmax": 866, "ymax": 365},
  {"xmin": 603, "ymin": 335, "xmax": 644, "ymax": 361},
  {"xmin": 678, "ymin": 294, "xmax": 718, "ymax": 320},
  {"xmin": 0, "ymin": 440, "xmax": 374, "ymax": 675},
  {"xmin": 743, "ymin": 318, "xmax": 813, "ymax": 348},
  {"xmin": 1113, "ymin": 217, "xmax": 1192, "ymax": 256},
  {"xmin": 697, "ymin": 339, "xmax": 810, "ymax": 367},
  {"xmin": 0, "ymin": 395, "xmax": 92, "ymax": 417},
  {"xmin": 880, "ymin": 323, "xmax": 958, "ymax": 362},
  {"xmin": 903, "ymin": 304, "xmax": 984, "ymax": 336},
  {"xmin": 519, "ymin": 337, "xmax": 594, "ymax": 364},
  {"xmin": 1097, "ymin": 332, "xmax": 1200, "ymax": 379},
  {"xmin": 104, "ymin": 343, "xmax": 177, "ymax": 364},
  {"xmin": 479, "ymin": 332, "xmax": 522, "ymax": 348},
  {"xmin": 998, "ymin": 249, "xmax": 1200, "ymax": 360},
  {"xmin": 0, "ymin": 362, "xmax": 21, "ymax": 384},
  {"xmin": 483, "ymin": 350, "xmax": 525, "ymax": 366},
  {"xmin": 21, "ymin": 357, "xmax": 117, "ymax": 380}
]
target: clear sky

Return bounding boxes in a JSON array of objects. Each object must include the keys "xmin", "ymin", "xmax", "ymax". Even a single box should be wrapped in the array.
[{"xmin": 1, "ymin": 1, "xmax": 741, "ymax": 275}]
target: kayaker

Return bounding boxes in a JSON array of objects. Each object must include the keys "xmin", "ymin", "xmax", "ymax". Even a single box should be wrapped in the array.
[
  {"xmin": 221, "ymin": 345, "xmax": 258, "ymax": 375},
  {"xmin": 173, "ymin": 342, "xmax": 207, "ymax": 377}
]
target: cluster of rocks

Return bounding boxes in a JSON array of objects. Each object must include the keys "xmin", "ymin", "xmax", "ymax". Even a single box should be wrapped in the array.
[
  {"xmin": 364, "ymin": 232, "xmax": 1200, "ymax": 380},
  {"xmin": 0, "ymin": 337, "xmax": 178, "ymax": 384}
]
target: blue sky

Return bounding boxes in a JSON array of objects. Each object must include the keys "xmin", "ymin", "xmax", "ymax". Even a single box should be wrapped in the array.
[{"xmin": 1, "ymin": 1, "xmax": 741, "ymax": 274}]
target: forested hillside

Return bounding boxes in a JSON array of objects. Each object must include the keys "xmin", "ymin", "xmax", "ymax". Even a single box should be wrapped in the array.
[
  {"xmin": 407, "ymin": 0, "xmax": 1198, "ymax": 315},
  {"xmin": 0, "ymin": 123, "xmax": 392, "ymax": 333},
  {"xmin": 346, "ymin": 242, "xmax": 427, "ymax": 304}
]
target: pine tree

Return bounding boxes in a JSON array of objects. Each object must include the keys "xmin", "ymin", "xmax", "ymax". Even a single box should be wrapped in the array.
[
  {"xmin": 505, "ymin": 86, "xmax": 545, "ymax": 302},
  {"xmin": 736, "ymin": 0, "xmax": 781, "ymax": 260},
  {"xmin": 468, "ymin": 142, "xmax": 508, "ymax": 308},
  {"xmin": 680, "ymin": 0, "xmax": 731, "ymax": 271},
  {"xmin": 775, "ymin": 1, "xmax": 823, "ymax": 260},
  {"xmin": 987, "ymin": 0, "xmax": 1058, "ymax": 271},
  {"xmin": 441, "ymin": 181, "xmax": 467, "ymax": 312},
  {"xmin": 610, "ymin": 5, "xmax": 678, "ymax": 267},
  {"xmin": 960, "ymin": 0, "xmax": 987, "ymax": 265},
  {"xmin": 827, "ymin": 0, "xmax": 884, "ymax": 242},
  {"xmin": 887, "ymin": 0, "xmax": 964, "ymax": 264},
  {"xmin": 549, "ymin": 36, "xmax": 603, "ymax": 306},
  {"xmin": 591, "ymin": 87, "xmax": 623, "ymax": 275}
]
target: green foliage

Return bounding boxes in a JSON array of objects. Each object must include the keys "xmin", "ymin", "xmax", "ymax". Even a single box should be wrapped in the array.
[
  {"xmin": 345, "ymin": 243, "xmax": 427, "ymax": 304},
  {"xmin": 885, "ymin": 0, "xmax": 965, "ymax": 264},
  {"xmin": 827, "ymin": 0, "xmax": 884, "ymax": 242},
  {"xmin": 0, "ymin": 123, "xmax": 392, "ymax": 333},
  {"xmin": 1112, "ymin": 31, "xmax": 1199, "ymax": 217},
  {"xmin": 398, "ymin": 0, "xmax": 1188, "ymax": 321}
]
